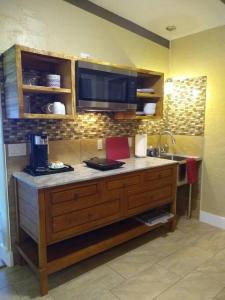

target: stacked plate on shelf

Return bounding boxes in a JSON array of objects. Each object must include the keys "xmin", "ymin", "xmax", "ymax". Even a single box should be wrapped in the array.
[
  {"xmin": 137, "ymin": 88, "xmax": 155, "ymax": 93},
  {"xmin": 22, "ymin": 69, "xmax": 61, "ymax": 88},
  {"xmin": 23, "ymin": 69, "xmax": 40, "ymax": 85}
]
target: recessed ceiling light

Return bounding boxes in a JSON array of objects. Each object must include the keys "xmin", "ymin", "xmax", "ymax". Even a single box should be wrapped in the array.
[{"xmin": 166, "ymin": 25, "xmax": 176, "ymax": 31}]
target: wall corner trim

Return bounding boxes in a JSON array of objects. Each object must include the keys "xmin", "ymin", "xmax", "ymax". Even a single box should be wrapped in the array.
[
  {"xmin": 200, "ymin": 210, "xmax": 225, "ymax": 230},
  {"xmin": 64, "ymin": 0, "xmax": 170, "ymax": 48}
]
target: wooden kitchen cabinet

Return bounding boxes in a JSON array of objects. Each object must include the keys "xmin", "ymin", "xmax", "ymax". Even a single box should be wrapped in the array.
[
  {"xmin": 3, "ymin": 44, "xmax": 164, "ymax": 120},
  {"xmin": 14, "ymin": 164, "xmax": 177, "ymax": 295},
  {"xmin": 44, "ymin": 179, "xmax": 127, "ymax": 244},
  {"xmin": 3, "ymin": 45, "xmax": 75, "ymax": 119},
  {"xmin": 114, "ymin": 69, "xmax": 164, "ymax": 120},
  {"xmin": 135, "ymin": 70, "xmax": 164, "ymax": 119},
  {"xmin": 126, "ymin": 167, "xmax": 174, "ymax": 215}
]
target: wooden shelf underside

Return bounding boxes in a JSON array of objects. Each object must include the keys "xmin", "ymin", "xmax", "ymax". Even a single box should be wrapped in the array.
[
  {"xmin": 17, "ymin": 217, "xmax": 174, "ymax": 275},
  {"xmin": 23, "ymin": 85, "xmax": 71, "ymax": 94},
  {"xmin": 114, "ymin": 112, "xmax": 161, "ymax": 120},
  {"xmin": 135, "ymin": 115, "xmax": 160, "ymax": 120},
  {"xmin": 137, "ymin": 92, "xmax": 162, "ymax": 99},
  {"xmin": 21, "ymin": 113, "xmax": 74, "ymax": 119}
]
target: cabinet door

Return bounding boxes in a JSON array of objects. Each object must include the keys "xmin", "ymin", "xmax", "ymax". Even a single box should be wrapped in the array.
[
  {"xmin": 106, "ymin": 173, "xmax": 141, "ymax": 190},
  {"xmin": 127, "ymin": 166, "xmax": 177, "ymax": 216},
  {"xmin": 45, "ymin": 181, "xmax": 125, "ymax": 244},
  {"xmin": 127, "ymin": 185, "xmax": 173, "ymax": 216}
]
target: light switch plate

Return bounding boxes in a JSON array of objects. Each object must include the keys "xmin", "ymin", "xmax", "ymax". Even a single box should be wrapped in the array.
[{"xmin": 8, "ymin": 143, "xmax": 27, "ymax": 157}]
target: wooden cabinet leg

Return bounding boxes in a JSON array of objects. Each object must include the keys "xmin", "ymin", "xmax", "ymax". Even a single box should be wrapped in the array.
[
  {"xmin": 169, "ymin": 219, "xmax": 176, "ymax": 232},
  {"xmin": 39, "ymin": 269, "xmax": 48, "ymax": 296},
  {"xmin": 38, "ymin": 191, "xmax": 48, "ymax": 296}
]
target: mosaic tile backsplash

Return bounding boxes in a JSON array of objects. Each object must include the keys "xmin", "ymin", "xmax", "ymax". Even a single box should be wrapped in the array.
[
  {"xmin": 0, "ymin": 60, "xmax": 207, "ymax": 143},
  {"xmin": 164, "ymin": 76, "xmax": 207, "ymax": 136}
]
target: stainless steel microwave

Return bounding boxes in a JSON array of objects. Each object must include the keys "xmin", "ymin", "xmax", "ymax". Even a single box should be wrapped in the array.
[{"xmin": 76, "ymin": 61, "xmax": 137, "ymax": 112}]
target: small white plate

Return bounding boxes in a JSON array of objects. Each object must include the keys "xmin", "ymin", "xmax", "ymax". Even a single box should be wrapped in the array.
[{"xmin": 49, "ymin": 164, "xmax": 67, "ymax": 170}]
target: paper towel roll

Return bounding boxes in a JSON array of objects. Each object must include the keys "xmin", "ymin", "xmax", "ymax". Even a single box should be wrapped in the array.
[{"xmin": 135, "ymin": 134, "xmax": 147, "ymax": 157}]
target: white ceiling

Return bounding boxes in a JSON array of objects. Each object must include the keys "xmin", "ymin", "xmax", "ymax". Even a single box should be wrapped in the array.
[{"xmin": 89, "ymin": 0, "xmax": 225, "ymax": 40}]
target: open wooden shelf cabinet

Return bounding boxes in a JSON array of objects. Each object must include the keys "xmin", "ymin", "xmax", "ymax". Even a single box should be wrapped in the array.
[
  {"xmin": 114, "ymin": 69, "xmax": 164, "ymax": 120},
  {"xmin": 3, "ymin": 45, "xmax": 75, "ymax": 119},
  {"xmin": 3, "ymin": 44, "xmax": 164, "ymax": 120}
]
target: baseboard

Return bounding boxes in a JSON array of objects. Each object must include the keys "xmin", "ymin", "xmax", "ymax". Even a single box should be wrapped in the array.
[
  {"xmin": 0, "ymin": 243, "xmax": 14, "ymax": 267},
  {"xmin": 200, "ymin": 210, "xmax": 225, "ymax": 230}
]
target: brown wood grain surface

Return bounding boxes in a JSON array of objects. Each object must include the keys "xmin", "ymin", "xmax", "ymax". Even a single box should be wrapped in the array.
[{"xmin": 15, "ymin": 164, "xmax": 177, "ymax": 295}]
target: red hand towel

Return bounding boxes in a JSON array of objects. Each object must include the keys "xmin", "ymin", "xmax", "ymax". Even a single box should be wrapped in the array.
[
  {"xmin": 186, "ymin": 158, "xmax": 197, "ymax": 184},
  {"xmin": 106, "ymin": 137, "xmax": 130, "ymax": 160}
]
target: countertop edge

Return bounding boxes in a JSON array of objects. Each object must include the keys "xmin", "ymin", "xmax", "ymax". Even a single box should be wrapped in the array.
[{"xmin": 13, "ymin": 157, "xmax": 178, "ymax": 189}]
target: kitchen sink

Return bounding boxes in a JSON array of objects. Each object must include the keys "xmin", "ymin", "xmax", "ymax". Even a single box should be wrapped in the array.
[
  {"xmin": 158, "ymin": 154, "xmax": 188, "ymax": 161},
  {"xmin": 158, "ymin": 154, "xmax": 188, "ymax": 184}
]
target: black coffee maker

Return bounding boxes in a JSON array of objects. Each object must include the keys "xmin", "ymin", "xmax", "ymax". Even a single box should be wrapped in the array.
[
  {"xmin": 24, "ymin": 133, "xmax": 74, "ymax": 176},
  {"xmin": 24, "ymin": 133, "xmax": 49, "ymax": 175},
  {"xmin": 30, "ymin": 134, "xmax": 48, "ymax": 171}
]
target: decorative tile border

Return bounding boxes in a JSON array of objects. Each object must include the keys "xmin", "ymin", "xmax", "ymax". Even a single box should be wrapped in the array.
[{"xmin": 1, "ymin": 111, "xmax": 166, "ymax": 143}]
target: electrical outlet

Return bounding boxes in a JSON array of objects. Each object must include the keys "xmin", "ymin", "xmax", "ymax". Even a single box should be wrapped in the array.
[
  {"xmin": 97, "ymin": 139, "xmax": 103, "ymax": 150},
  {"xmin": 128, "ymin": 137, "xmax": 132, "ymax": 147},
  {"xmin": 8, "ymin": 143, "xmax": 27, "ymax": 157}
]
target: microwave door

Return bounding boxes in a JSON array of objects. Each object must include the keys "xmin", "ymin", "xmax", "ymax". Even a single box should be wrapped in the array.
[
  {"xmin": 77, "ymin": 63, "xmax": 137, "ymax": 111},
  {"xmin": 80, "ymin": 73, "xmax": 97, "ymax": 100},
  {"xmin": 108, "ymin": 76, "xmax": 127, "ymax": 103}
]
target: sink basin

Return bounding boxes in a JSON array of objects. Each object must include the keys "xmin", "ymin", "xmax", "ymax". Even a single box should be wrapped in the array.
[{"xmin": 158, "ymin": 154, "xmax": 188, "ymax": 161}]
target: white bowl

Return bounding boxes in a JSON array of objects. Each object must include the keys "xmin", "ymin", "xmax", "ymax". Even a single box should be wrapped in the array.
[{"xmin": 143, "ymin": 103, "xmax": 156, "ymax": 115}]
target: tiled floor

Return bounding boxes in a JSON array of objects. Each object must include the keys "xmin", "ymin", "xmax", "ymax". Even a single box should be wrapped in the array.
[{"xmin": 1, "ymin": 217, "xmax": 225, "ymax": 300}]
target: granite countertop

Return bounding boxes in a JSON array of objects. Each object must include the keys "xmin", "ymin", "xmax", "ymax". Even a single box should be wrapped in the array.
[{"xmin": 13, "ymin": 157, "xmax": 178, "ymax": 189}]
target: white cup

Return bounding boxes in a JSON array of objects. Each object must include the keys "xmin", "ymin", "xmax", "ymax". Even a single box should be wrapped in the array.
[
  {"xmin": 46, "ymin": 74, "xmax": 61, "ymax": 88},
  {"xmin": 43, "ymin": 102, "xmax": 66, "ymax": 114},
  {"xmin": 143, "ymin": 103, "xmax": 156, "ymax": 115}
]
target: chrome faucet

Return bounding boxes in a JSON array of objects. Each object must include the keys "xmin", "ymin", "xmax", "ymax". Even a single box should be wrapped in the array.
[{"xmin": 158, "ymin": 130, "xmax": 176, "ymax": 157}]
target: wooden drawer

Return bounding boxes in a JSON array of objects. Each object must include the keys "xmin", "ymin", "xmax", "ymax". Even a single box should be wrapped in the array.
[
  {"xmin": 127, "ymin": 185, "xmax": 172, "ymax": 214},
  {"xmin": 106, "ymin": 174, "xmax": 141, "ymax": 190},
  {"xmin": 51, "ymin": 188, "xmax": 123, "ymax": 216},
  {"xmin": 51, "ymin": 193, "xmax": 103, "ymax": 216},
  {"xmin": 127, "ymin": 177, "xmax": 172, "ymax": 196},
  {"xmin": 51, "ymin": 199, "xmax": 123, "ymax": 237},
  {"xmin": 45, "ymin": 182, "xmax": 126, "ymax": 243},
  {"xmin": 50, "ymin": 183, "xmax": 98, "ymax": 204},
  {"xmin": 144, "ymin": 167, "xmax": 173, "ymax": 182}
]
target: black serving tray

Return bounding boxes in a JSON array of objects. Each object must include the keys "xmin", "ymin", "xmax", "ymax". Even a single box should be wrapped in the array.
[
  {"xmin": 24, "ymin": 164, "xmax": 74, "ymax": 176},
  {"xmin": 83, "ymin": 158, "xmax": 125, "ymax": 171}
]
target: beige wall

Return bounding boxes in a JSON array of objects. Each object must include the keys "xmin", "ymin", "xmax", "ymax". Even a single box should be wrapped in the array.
[
  {"xmin": 170, "ymin": 25, "xmax": 225, "ymax": 217},
  {"xmin": 0, "ymin": 0, "xmax": 169, "ymax": 73}
]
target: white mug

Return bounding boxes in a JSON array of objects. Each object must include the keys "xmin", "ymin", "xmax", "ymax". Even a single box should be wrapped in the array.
[
  {"xmin": 143, "ymin": 103, "xmax": 156, "ymax": 115},
  {"xmin": 43, "ymin": 102, "xmax": 66, "ymax": 114},
  {"xmin": 46, "ymin": 74, "xmax": 61, "ymax": 88}
]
